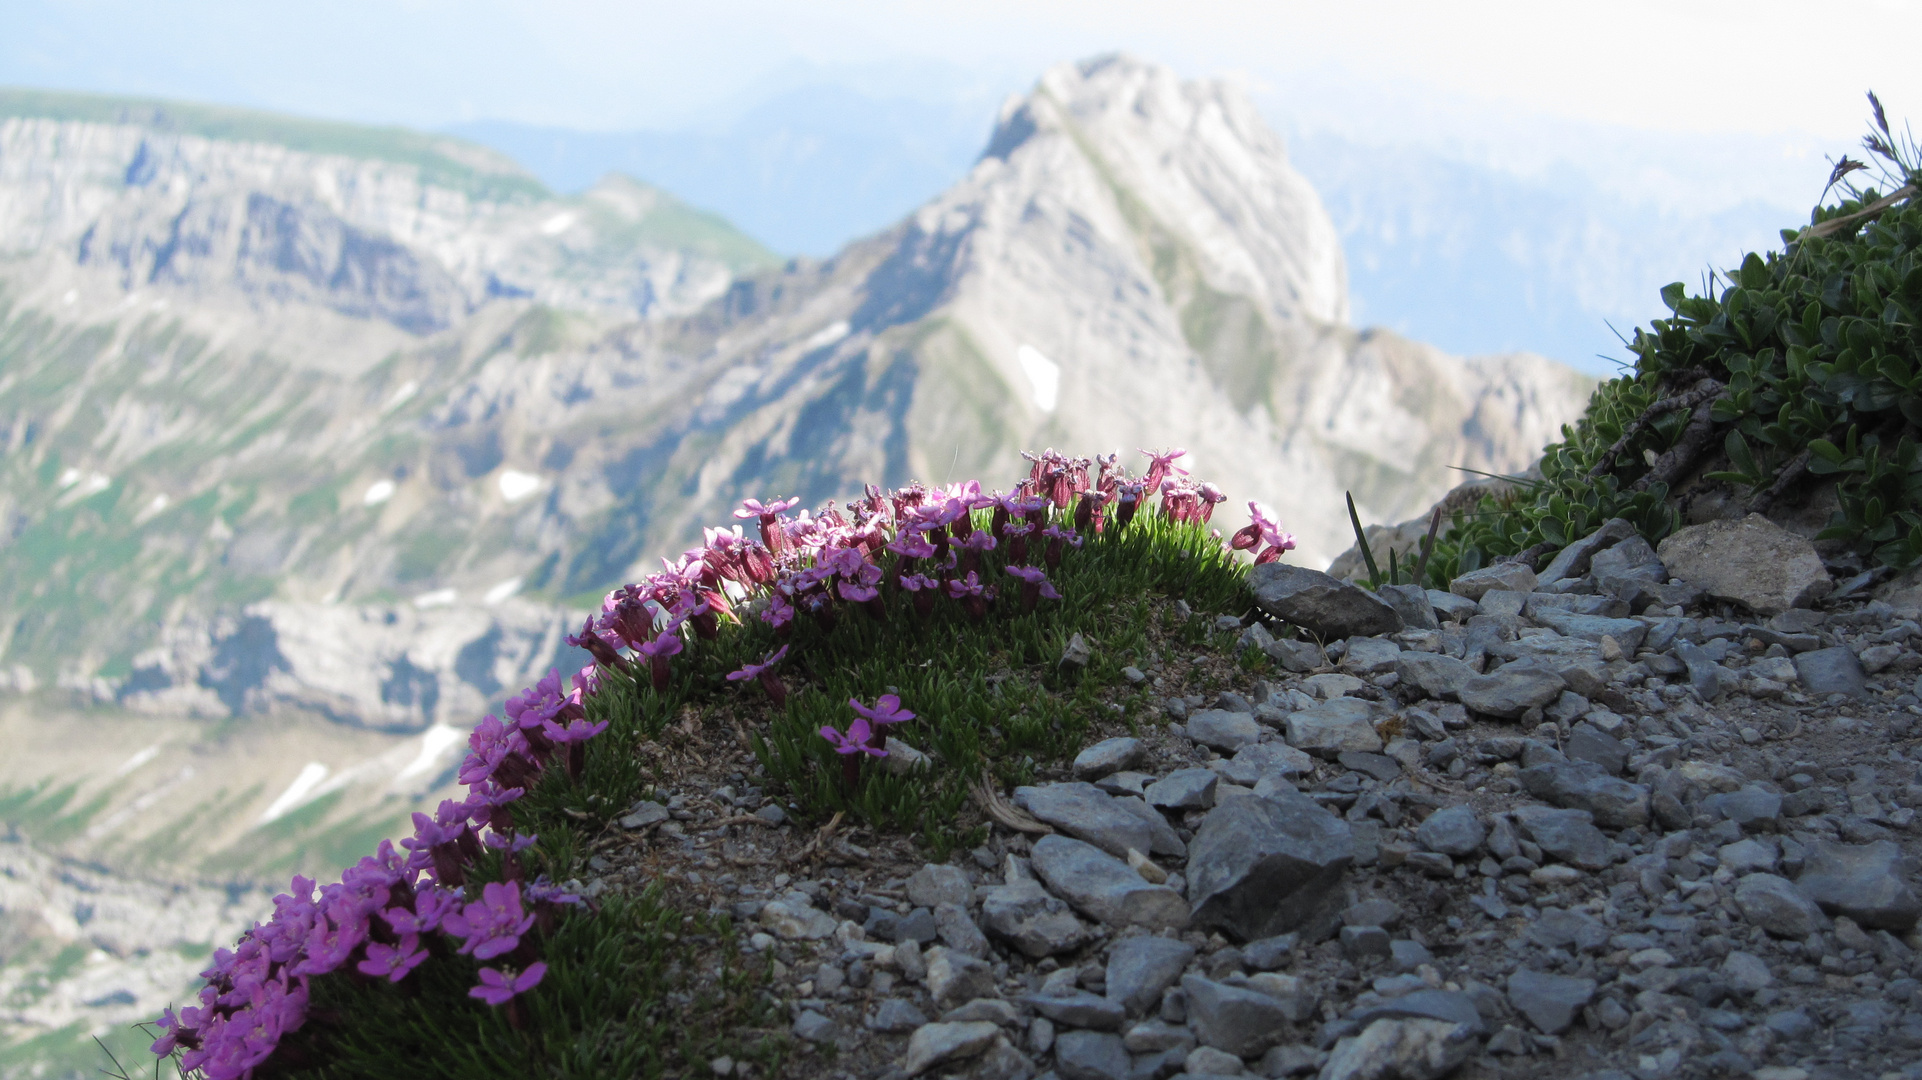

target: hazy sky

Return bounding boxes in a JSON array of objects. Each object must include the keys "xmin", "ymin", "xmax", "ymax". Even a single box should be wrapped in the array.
[{"xmin": 6, "ymin": 1, "xmax": 1917, "ymax": 143}]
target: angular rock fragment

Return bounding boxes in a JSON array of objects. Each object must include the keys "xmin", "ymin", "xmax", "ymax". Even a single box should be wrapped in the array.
[
  {"xmin": 1793, "ymin": 646, "xmax": 1868, "ymax": 698},
  {"xmin": 1029, "ymin": 835, "xmax": 1189, "ymax": 931},
  {"xmin": 1014, "ymin": 783, "xmax": 1153, "ymax": 858},
  {"xmin": 1414, "ymin": 804, "xmax": 1485, "ymax": 856},
  {"xmin": 979, "ymin": 880, "xmax": 1094, "ymax": 958},
  {"xmin": 1536, "ymin": 518, "xmax": 1637, "ymax": 584},
  {"xmin": 1505, "ymin": 969, "xmax": 1594, "ymax": 1034},
  {"xmin": 1145, "ymin": 768, "xmax": 1218, "ymax": 811},
  {"xmin": 902, "ymin": 1020, "xmax": 1001, "ymax": 1076},
  {"xmin": 1449, "ymin": 563, "xmax": 1538, "ymax": 601},
  {"xmin": 1376, "ymin": 583, "xmax": 1439, "ymax": 630},
  {"xmin": 1284, "ymin": 697, "xmax": 1384, "ymax": 757},
  {"xmin": 1186, "ymin": 790, "xmax": 1354, "ymax": 942},
  {"xmin": 1396, "ymin": 652, "xmax": 1474, "ymax": 700},
  {"xmin": 1796, "ymin": 840, "xmax": 1922, "ymax": 930},
  {"xmin": 1320, "ymin": 1018, "xmax": 1477, "ymax": 1080},
  {"xmin": 1072, "ymin": 737, "xmax": 1143, "ymax": 779},
  {"xmin": 1519, "ymin": 759, "xmax": 1650, "ymax": 829},
  {"xmin": 1509, "ymin": 806, "xmax": 1612, "ymax": 870},
  {"xmin": 1734, "ymin": 873, "xmax": 1829, "ymax": 938},
  {"xmin": 1656, "ymin": 513, "xmax": 1831, "ymax": 615},
  {"xmin": 1186, "ymin": 709, "xmax": 1264, "ymax": 752},
  {"xmin": 1182, "ymin": 974, "xmax": 1292, "ymax": 1057},
  {"xmin": 1103, "ymin": 935, "xmax": 1196, "ymax": 1016},
  {"xmin": 1459, "ymin": 662, "xmax": 1566, "ymax": 719},
  {"xmin": 1249, "ymin": 563, "xmax": 1403, "ymax": 639},
  {"xmin": 1052, "ymin": 1030, "xmax": 1130, "ymax": 1080}
]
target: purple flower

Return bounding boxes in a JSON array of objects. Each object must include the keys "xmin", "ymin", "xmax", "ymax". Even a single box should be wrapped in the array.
[
  {"xmin": 460, "ymin": 714, "xmax": 539, "ymax": 789},
  {"xmin": 566, "ymin": 616, "xmax": 629, "ymax": 671},
  {"xmin": 887, "ymin": 533, "xmax": 937, "ymax": 560},
  {"xmin": 819, "ymin": 717, "xmax": 886, "ymax": 757},
  {"xmin": 356, "ymin": 933, "xmax": 428, "ymax": 982},
  {"xmin": 445, "ymin": 880, "xmax": 537, "ymax": 961},
  {"xmin": 850, "ymin": 694, "xmax": 914, "ymax": 727},
  {"xmin": 1005, "ymin": 564, "xmax": 1061, "ymax": 611},
  {"xmin": 469, "ymin": 961, "xmax": 547, "ymax": 1007},
  {"xmin": 1139, "ymin": 447, "xmax": 1188, "ymax": 493},
  {"xmin": 727, "ymin": 645, "xmax": 790, "ymax": 708},
  {"xmin": 945, "ymin": 571, "xmax": 996, "ymax": 619},
  {"xmin": 638, "ymin": 629, "xmax": 683, "ymax": 692}
]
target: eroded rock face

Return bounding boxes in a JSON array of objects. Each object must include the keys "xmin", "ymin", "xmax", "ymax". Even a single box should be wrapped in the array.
[{"xmin": 1657, "ymin": 514, "xmax": 1832, "ymax": 615}]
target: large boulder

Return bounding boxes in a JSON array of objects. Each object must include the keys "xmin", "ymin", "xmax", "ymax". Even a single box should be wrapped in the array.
[
  {"xmin": 1656, "ymin": 513, "xmax": 1831, "ymax": 615},
  {"xmin": 1186, "ymin": 790, "xmax": 1354, "ymax": 942},
  {"xmin": 1249, "ymin": 563, "xmax": 1403, "ymax": 639}
]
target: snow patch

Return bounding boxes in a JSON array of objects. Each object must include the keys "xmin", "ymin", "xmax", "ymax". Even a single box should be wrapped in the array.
[
  {"xmin": 260, "ymin": 762, "xmax": 329, "ymax": 824},
  {"xmin": 801, "ymin": 320, "xmax": 850, "ymax": 352},
  {"xmin": 395, "ymin": 723, "xmax": 466, "ymax": 784},
  {"xmin": 1017, "ymin": 344, "xmax": 1059, "ymax": 412},
  {"xmin": 483, "ymin": 577, "xmax": 523, "ymax": 605},
  {"xmin": 362, "ymin": 480, "xmax": 395, "ymax": 506},
  {"xmin": 384, "ymin": 380, "xmax": 418, "ymax": 411},
  {"xmin": 540, "ymin": 211, "xmax": 577, "ymax": 236},
  {"xmin": 497, "ymin": 470, "xmax": 542, "ymax": 501},
  {"xmin": 412, "ymin": 588, "xmax": 458, "ymax": 609},
  {"xmin": 113, "ymin": 744, "xmax": 162, "ymax": 778}
]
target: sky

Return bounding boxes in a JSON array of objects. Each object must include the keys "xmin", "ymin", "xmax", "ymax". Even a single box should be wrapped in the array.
[
  {"xmin": 5, "ymin": 1, "xmax": 1920, "ymax": 369},
  {"xmin": 6, "ymin": 1, "xmax": 1917, "ymax": 146}
]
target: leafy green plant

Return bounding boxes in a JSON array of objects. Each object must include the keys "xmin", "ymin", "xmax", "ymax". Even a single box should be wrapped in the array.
[{"xmin": 1421, "ymin": 95, "xmax": 1922, "ymax": 582}]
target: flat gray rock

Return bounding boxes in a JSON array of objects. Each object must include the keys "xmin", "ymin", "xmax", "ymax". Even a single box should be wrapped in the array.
[
  {"xmin": 979, "ymin": 880, "xmax": 1093, "ymax": 958},
  {"xmin": 1702, "ymin": 786, "xmax": 1783, "ymax": 832},
  {"xmin": 1340, "ymin": 637, "xmax": 1402, "ymax": 675},
  {"xmin": 1104, "ymin": 935, "xmax": 1195, "ymax": 1016},
  {"xmin": 1396, "ymin": 651, "xmax": 1475, "ymax": 700},
  {"xmin": 1427, "ymin": 590, "xmax": 1479, "ymax": 622},
  {"xmin": 1284, "ymin": 697, "xmax": 1384, "ymax": 758},
  {"xmin": 1459, "ymin": 662, "xmax": 1566, "ymax": 719},
  {"xmin": 1794, "ymin": 646, "xmax": 1868, "ymax": 698},
  {"xmin": 1213, "ymin": 742, "xmax": 1315, "ymax": 786},
  {"xmin": 1052, "ymin": 1030, "xmax": 1131, "ymax": 1080},
  {"xmin": 1186, "ymin": 709, "xmax": 1263, "ymax": 753},
  {"xmin": 1249, "ymin": 563, "xmax": 1404, "ymax": 640},
  {"xmin": 1449, "ymin": 563, "xmax": 1538, "ymax": 601},
  {"xmin": 1657, "ymin": 513, "xmax": 1831, "ymax": 615},
  {"xmin": 907, "ymin": 863, "xmax": 973, "ymax": 909},
  {"xmin": 1414, "ymin": 804, "xmax": 1485, "ymax": 856},
  {"xmin": 1722, "ymin": 951, "xmax": 1775, "ymax": 994},
  {"xmin": 1186, "ymin": 789, "xmax": 1354, "ymax": 942},
  {"xmin": 1264, "ymin": 637, "xmax": 1326, "ymax": 673},
  {"xmin": 1734, "ymin": 873, "xmax": 1829, "ymax": 939},
  {"xmin": 1530, "ymin": 608, "xmax": 1648, "ymax": 651},
  {"xmin": 1796, "ymin": 839, "xmax": 1922, "ymax": 930},
  {"xmin": 1564, "ymin": 723, "xmax": 1627, "ymax": 775},
  {"xmin": 1485, "ymin": 636, "xmax": 1608, "ymax": 697},
  {"xmin": 1376, "ymin": 583, "xmax": 1439, "ymax": 630},
  {"xmin": 868, "ymin": 997, "xmax": 930, "ymax": 1033},
  {"xmin": 1524, "ymin": 908, "xmax": 1609, "ymax": 952},
  {"xmin": 1510, "ymin": 805, "xmax": 1612, "ymax": 870},
  {"xmin": 1014, "ymin": 783, "xmax": 1153, "ymax": 859},
  {"xmin": 1506, "ymin": 969, "xmax": 1594, "ymax": 1034},
  {"xmin": 901, "ymin": 1020, "xmax": 999, "ymax": 1076},
  {"xmin": 1519, "ymin": 759, "xmax": 1650, "ymax": 829},
  {"xmin": 1023, "ymin": 990, "xmax": 1126, "ymax": 1031},
  {"xmin": 1348, "ymin": 988, "xmax": 1486, "ymax": 1037},
  {"xmin": 1182, "ymin": 974, "xmax": 1291, "ymax": 1057},
  {"xmin": 1072, "ymin": 737, "xmax": 1144, "ymax": 779},
  {"xmin": 1029, "ymin": 835, "xmax": 1189, "ymax": 931},
  {"xmin": 1145, "ymin": 768, "xmax": 1218, "ymax": 811},
  {"xmin": 1320, "ymin": 1018, "xmax": 1477, "ymax": 1080}
]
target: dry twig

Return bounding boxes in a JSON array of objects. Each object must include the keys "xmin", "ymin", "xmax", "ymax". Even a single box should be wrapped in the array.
[{"xmin": 969, "ymin": 774, "xmax": 1053, "ymax": 835}]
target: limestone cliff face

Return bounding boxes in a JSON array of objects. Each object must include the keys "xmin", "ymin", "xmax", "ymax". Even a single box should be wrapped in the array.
[{"xmin": 0, "ymin": 59, "xmax": 1591, "ymax": 732}]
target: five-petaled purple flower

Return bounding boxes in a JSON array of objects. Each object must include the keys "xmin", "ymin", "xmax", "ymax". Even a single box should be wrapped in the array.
[
  {"xmin": 470, "ymin": 961, "xmax": 547, "ymax": 1007},
  {"xmin": 444, "ymin": 880, "xmax": 537, "ymax": 961}
]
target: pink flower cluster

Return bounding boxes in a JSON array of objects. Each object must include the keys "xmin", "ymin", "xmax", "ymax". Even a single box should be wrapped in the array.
[
  {"xmin": 152, "ymin": 666, "xmax": 602, "ymax": 1078},
  {"xmin": 1228, "ymin": 502, "xmax": 1299, "ymax": 564}
]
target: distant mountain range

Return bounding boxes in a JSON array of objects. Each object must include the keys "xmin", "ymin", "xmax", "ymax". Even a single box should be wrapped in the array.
[
  {"xmin": 447, "ymin": 80, "xmax": 1802, "ymax": 375},
  {"xmin": 0, "ymin": 56, "xmax": 1591, "ymax": 1070}
]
